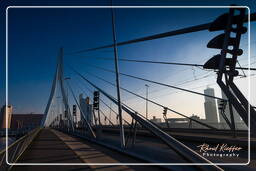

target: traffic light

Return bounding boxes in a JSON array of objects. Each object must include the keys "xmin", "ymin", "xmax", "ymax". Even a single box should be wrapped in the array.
[
  {"xmin": 218, "ymin": 100, "xmax": 227, "ymax": 111},
  {"xmin": 93, "ymin": 91, "xmax": 100, "ymax": 110},
  {"xmin": 64, "ymin": 110, "xmax": 67, "ymax": 118},
  {"xmin": 73, "ymin": 105, "xmax": 76, "ymax": 116},
  {"xmin": 162, "ymin": 107, "xmax": 169, "ymax": 128},
  {"xmin": 203, "ymin": 7, "xmax": 247, "ymax": 78},
  {"xmin": 163, "ymin": 107, "xmax": 168, "ymax": 116}
]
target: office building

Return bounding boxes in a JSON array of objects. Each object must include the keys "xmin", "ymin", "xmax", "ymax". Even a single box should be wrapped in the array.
[
  {"xmin": 204, "ymin": 87, "xmax": 218, "ymax": 123},
  {"xmin": 0, "ymin": 105, "xmax": 13, "ymax": 129},
  {"xmin": 79, "ymin": 94, "xmax": 93, "ymax": 126}
]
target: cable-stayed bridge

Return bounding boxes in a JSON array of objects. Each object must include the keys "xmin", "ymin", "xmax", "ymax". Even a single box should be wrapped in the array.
[{"xmin": 1, "ymin": 7, "xmax": 256, "ymax": 171}]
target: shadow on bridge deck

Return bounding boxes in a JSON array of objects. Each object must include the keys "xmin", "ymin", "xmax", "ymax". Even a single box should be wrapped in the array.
[
  {"xmin": 14, "ymin": 128, "xmax": 84, "ymax": 163},
  {"xmin": 10, "ymin": 128, "xmax": 163, "ymax": 171}
]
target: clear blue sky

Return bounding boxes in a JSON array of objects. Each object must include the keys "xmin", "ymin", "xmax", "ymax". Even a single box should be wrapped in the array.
[{"xmin": 0, "ymin": 0, "xmax": 255, "ymax": 121}]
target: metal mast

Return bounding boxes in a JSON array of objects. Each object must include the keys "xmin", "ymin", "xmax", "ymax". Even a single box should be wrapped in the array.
[{"xmin": 110, "ymin": 6, "xmax": 125, "ymax": 148}]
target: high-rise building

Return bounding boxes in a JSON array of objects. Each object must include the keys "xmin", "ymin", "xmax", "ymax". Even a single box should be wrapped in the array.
[
  {"xmin": 79, "ymin": 94, "xmax": 93, "ymax": 126},
  {"xmin": 218, "ymin": 90, "xmax": 242, "ymax": 123},
  {"xmin": 204, "ymin": 87, "xmax": 218, "ymax": 123},
  {"xmin": 0, "ymin": 105, "xmax": 13, "ymax": 129}
]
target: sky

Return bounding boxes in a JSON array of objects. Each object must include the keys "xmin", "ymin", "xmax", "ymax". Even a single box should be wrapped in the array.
[{"xmin": 0, "ymin": 0, "xmax": 255, "ymax": 125}]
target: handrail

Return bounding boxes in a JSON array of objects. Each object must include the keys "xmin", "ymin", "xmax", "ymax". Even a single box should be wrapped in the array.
[
  {"xmin": 0, "ymin": 130, "xmax": 34, "ymax": 155},
  {"xmin": 0, "ymin": 128, "xmax": 41, "ymax": 170}
]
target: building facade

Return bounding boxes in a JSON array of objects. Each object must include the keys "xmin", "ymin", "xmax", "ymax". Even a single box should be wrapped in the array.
[
  {"xmin": 79, "ymin": 94, "xmax": 93, "ymax": 126},
  {"xmin": 150, "ymin": 116, "xmax": 161, "ymax": 124},
  {"xmin": 204, "ymin": 87, "xmax": 218, "ymax": 123},
  {"xmin": 0, "ymin": 105, "xmax": 13, "ymax": 129},
  {"xmin": 10, "ymin": 114, "xmax": 43, "ymax": 129}
]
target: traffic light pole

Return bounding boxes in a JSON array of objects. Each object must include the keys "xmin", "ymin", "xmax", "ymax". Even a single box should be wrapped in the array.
[
  {"xmin": 93, "ymin": 91, "xmax": 102, "ymax": 137},
  {"xmin": 97, "ymin": 107, "xmax": 101, "ymax": 126},
  {"xmin": 163, "ymin": 107, "xmax": 169, "ymax": 128},
  {"xmin": 93, "ymin": 110, "xmax": 97, "ymax": 127},
  {"xmin": 224, "ymin": 74, "xmax": 236, "ymax": 137}
]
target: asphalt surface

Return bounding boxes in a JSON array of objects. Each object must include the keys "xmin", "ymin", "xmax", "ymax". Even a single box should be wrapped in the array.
[
  {"xmin": 10, "ymin": 128, "xmax": 165, "ymax": 171},
  {"xmin": 9, "ymin": 128, "xmax": 255, "ymax": 170}
]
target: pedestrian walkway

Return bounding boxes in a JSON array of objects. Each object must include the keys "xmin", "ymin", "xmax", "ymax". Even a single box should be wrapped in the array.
[{"xmin": 11, "ymin": 128, "xmax": 163, "ymax": 171}]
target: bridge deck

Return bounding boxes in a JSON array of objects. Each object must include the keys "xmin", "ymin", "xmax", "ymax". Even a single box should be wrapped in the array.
[
  {"xmin": 11, "ymin": 128, "xmax": 162, "ymax": 171},
  {"xmin": 10, "ymin": 128, "xmax": 255, "ymax": 171},
  {"xmin": 15, "ymin": 128, "xmax": 83, "ymax": 163}
]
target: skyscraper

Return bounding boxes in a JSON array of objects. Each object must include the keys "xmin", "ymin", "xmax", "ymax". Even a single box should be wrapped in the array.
[
  {"xmin": 0, "ymin": 105, "xmax": 13, "ymax": 129},
  {"xmin": 79, "ymin": 94, "xmax": 93, "ymax": 126},
  {"xmin": 204, "ymin": 87, "xmax": 218, "ymax": 123}
]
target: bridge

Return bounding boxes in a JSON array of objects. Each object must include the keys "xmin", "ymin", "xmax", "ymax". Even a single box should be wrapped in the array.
[{"xmin": 1, "ymin": 6, "xmax": 256, "ymax": 171}]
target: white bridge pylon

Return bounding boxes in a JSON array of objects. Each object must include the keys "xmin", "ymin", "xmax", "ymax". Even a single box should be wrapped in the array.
[{"xmin": 41, "ymin": 48, "xmax": 73, "ymax": 128}]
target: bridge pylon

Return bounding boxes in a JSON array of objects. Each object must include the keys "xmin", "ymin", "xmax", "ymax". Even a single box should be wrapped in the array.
[{"xmin": 41, "ymin": 48, "xmax": 74, "ymax": 130}]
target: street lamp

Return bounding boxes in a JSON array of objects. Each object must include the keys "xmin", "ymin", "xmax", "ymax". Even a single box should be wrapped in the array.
[
  {"xmin": 64, "ymin": 77, "xmax": 71, "ymax": 128},
  {"xmin": 145, "ymin": 84, "xmax": 149, "ymax": 120},
  {"xmin": 109, "ymin": 103, "xmax": 112, "ymax": 126},
  {"xmin": 64, "ymin": 77, "xmax": 71, "ymax": 103}
]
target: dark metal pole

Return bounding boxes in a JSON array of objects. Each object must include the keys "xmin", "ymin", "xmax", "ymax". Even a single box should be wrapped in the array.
[
  {"xmin": 97, "ymin": 58, "xmax": 256, "ymax": 71},
  {"xmin": 64, "ymin": 77, "xmax": 71, "ymax": 126},
  {"xmin": 224, "ymin": 74, "xmax": 236, "ymax": 137},
  {"xmin": 98, "ymin": 108, "xmax": 101, "ymax": 126},
  {"xmin": 72, "ymin": 13, "xmax": 256, "ymax": 54},
  {"xmin": 110, "ymin": 6, "xmax": 125, "ymax": 148},
  {"xmin": 109, "ymin": 103, "xmax": 112, "ymax": 125},
  {"xmin": 145, "ymin": 84, "xmax": 149, "ymax": 119},
  {"xmin": 93, "ymin": 110, "xmax": 98, "ymax": 127}
]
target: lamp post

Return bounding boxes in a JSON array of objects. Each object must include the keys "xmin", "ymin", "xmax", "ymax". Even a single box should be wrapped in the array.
[
  {"xmin": 64, "ymin": 77, "xmax": 71, "ymax": 103},
  {"xmin": 145, "ymin": 84, "xmax": 149, "ymax": 120},
  {"xmin": 64, "ymin": 77, "xmax": 71, "ymax": 128},
  {"xmin": 109, "ymin": 103, "xmax": 112, "ymax": 126}
]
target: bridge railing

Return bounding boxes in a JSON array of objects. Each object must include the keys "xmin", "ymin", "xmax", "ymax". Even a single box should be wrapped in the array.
[{"xmin": 0, "ymin": 127, "xmax": 41, "ymax": 170}]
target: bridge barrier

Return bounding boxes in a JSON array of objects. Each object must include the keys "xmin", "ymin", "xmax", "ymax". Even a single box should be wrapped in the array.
[{"xmin": 0, "ymin": 127, "xmax": 41, "ymax": 170}]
